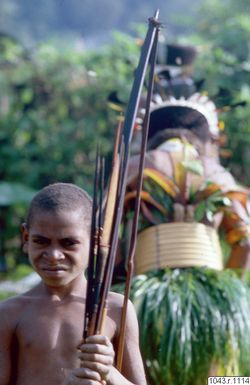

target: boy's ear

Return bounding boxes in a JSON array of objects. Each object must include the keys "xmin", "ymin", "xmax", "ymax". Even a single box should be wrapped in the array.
[{"xmin": 21, "ymin": 223, "xmax": 29, "ymax": 253}]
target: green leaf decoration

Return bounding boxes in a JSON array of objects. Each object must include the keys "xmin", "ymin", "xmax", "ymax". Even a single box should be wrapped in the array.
[
  {"xmin": 143, "ymin": 168, "xmax": 177, "ymax": 198},
  {"xmin": 126, "ymin": 268, "xmax": 250, "ymax": 385},
  {"xmin": 181, "ymin": 160, "xmax": 204, "ymax": 176},
  {"xmin": 194, "ymin": 201, "xmax": 206, "ymax": 221},
  {"xmin": 0, "ymin": 182, "xmax": 36, "ymax": 206}
]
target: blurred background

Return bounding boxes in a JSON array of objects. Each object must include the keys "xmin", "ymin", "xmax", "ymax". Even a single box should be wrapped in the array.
[
  {"xmin": 0, "ymin": 0, "xmax": 250, "ymax": 285},
  {"xmin": 1, "ymin": 0, "xmax": 202, "ymax": 48}
]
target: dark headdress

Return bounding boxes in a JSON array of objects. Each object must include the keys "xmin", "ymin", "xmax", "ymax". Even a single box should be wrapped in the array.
[
  {"xmin": 145, "ymin": 43, "xmax": 220, "ymax": 149},
  {"xmin": 147, "ymin": 94, "xmax": 220, "ymax": 148}
]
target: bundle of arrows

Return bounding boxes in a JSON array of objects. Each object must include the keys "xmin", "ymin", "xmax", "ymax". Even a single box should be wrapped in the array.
[{"xmin": 83, "ymin": 10, "xmax": 161, "ymax": 370}]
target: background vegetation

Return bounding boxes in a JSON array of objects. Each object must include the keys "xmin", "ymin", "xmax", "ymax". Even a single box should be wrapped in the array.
[
  {"xmin": 0, "ymin": 31, "xmax": 140, "ymax": 272},
  {"xmin": 0, "ymin": 0, "xmax": 250, "ymax": 274},
  {"xmin": 0, "ymin": 0, "xmax": 202, "ymax": 47}
]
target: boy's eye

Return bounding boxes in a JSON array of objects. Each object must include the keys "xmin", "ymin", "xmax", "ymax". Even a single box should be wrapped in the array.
[
  {"xmin": 33, "ymin": 237, "xmax": 48, "ymax": 245},
  {"xmin": 61, "ymin": 239, "xmax": 78, "ymax": 247}
]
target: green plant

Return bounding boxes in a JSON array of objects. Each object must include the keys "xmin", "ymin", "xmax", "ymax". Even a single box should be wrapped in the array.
[
  {"xmin": 130, "ymin": 268, "xmax": 250, "ymax": 385},
  {"xmin": 190, "ymin": 0, "xmax": 250, "ymax": 185},
  {"xmin": 4, "ymin": 263, "xmax": 33, "ymax": 281},
  {"xmin": 0, "ymin": 32, "xmax": 140, "ymax": 270}
]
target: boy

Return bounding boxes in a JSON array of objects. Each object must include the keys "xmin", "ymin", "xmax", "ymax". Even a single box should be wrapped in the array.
[{"xmin": 0, "ymin": 183, "xmax": 147, "ymax": 385}]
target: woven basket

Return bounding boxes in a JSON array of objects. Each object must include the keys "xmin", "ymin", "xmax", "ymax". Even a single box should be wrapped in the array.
[{"xmin": 134, "ymin": 222, "xmax": 223, "ymax": 274}]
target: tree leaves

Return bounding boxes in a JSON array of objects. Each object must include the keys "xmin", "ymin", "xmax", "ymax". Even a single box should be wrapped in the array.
[
  {"xmin": 0, "ymin": 182, "xmax": 36, "ymax": 206},
  {"xmin": 0, "ymin": 33, "xmax": 140, "ymax": 268}
]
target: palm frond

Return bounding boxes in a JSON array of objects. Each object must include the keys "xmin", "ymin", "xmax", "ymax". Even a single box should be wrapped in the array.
[{"xmin": 127, "ymin": 268, "xmax": 250, "ymax": 385}]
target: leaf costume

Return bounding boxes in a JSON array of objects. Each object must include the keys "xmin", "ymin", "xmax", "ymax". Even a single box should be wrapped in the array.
[{"xmin": 120, "ymin": 82, "xmax": 250, "ymax": 384}]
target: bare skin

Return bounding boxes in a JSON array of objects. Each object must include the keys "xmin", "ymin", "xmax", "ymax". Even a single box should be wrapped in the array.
[{"xmin": 0, "ymin": 209, "xmax": 147, "ymax": 385}]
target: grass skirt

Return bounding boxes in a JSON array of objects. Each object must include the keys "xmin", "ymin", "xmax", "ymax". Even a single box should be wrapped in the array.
[{"xmin": 129, "ymin": 267, "xmax": 250, "ymax": 385}]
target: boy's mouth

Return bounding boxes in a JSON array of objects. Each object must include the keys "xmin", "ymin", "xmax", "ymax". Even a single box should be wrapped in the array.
[{"xmin": 42, "ymin": 266, "xmax": 66, "ymax": 271}]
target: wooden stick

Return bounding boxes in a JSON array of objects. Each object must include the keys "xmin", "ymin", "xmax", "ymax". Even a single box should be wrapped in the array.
[
  {"xmin": 83, "ymin": 11, "xmax": 161, "ymax": 365},
  {"xmin": 94, "ymin": 124, "xmax": 122, "ymax": 334},
  {"xmin": 94, "ymin": 8, "xmax": 161, "ymax": 341},
  {"xmin": 88, "ymin": 156, "xmax": 105, "ymax": 336},
  {"xmin": 83, "ymin": 149, "xmax": 101, "ymax": 339},
  {"xmin": 116, "ymin": 19, "xmax": 160, "ymax": 370}
]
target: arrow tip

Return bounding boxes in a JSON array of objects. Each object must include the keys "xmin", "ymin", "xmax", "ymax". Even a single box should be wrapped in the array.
[{"xmin": 154, "ymin": 9, "xmax": 160, "ymax": 20}]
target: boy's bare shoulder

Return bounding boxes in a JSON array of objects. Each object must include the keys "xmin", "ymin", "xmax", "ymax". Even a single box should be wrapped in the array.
[
  {"xmin": 106, "ymin": 291, "xmax": 138, "ymax": 339},
  {"xmin": 108, "ymin": 291, "xmax": 136, "ymax": 316},
  {"xmin": 0, "ymin": 286, "xmax": 40, "ymax": 327},
  {"xmin": 108, "ymin": 291, "xmax": 124, "ymax": 305}
]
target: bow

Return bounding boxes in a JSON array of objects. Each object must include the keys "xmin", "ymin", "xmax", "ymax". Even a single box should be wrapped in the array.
[{"xmin": 83, "ymin": 9, "xmax": 161, "ymax": 369}]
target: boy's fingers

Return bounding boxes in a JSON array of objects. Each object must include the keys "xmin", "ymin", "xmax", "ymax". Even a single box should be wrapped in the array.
[
  {"xmin": 78, "ymin": 343, "xmax": 115, "ymax": 356},
  {"xmin": 78, "ymin": 335, "xmax": 111, "ymax": 348},
  {"xmin": 78, "ymin": 352, "xmax": 113, "ymax": 366},
  {"xmin": 72, "ymin": 367, "xmax": 102, "ymax": 381},
  {"xmin": 79, "ymin": 360, "xmax": 111, "ymax": 376},
  {"xmin": 86, "ymin": 335, "xmax": 110, "ymax": 344},
  {"xmin": 76, "ymin": 335, "xmax": 114, "ymax": 384}
]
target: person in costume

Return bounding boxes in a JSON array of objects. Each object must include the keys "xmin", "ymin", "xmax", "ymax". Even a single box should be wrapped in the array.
[{"xmin": 119, "ymin": 44, "xmax": 250, "ymax": 385}]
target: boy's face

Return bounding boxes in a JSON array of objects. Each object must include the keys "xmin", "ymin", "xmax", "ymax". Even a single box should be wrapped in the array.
[{"xmin": 22, "ymin": 209, "xmax": 90, "ymax": 288}]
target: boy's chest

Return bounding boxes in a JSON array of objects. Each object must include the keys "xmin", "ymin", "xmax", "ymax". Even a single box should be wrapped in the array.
[
  {"xmin": 17, "ymin": 301, "xmax": 84, "ymax": 356},
  {"xmin": 16, "ymin": 300, "xmax": 117, "ymax": 355}
]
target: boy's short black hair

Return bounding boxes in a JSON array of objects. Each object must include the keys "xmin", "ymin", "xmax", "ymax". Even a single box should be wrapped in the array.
[{"xmin": 26, "ymin": 183, "xmax": 92, "ymax": 228}]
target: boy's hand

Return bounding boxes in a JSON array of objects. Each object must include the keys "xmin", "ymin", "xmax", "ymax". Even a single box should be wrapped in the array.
[
  {"xmin": 62, "ymin": 367, "xmax": 103, "ymax": 384},
  {"xmin": 61, "ymin": 335, "xmax": 115, "ymax": 385},
  {"xmin": 77, "ymin": 335, "xmax": 115, "ymax": 384}
]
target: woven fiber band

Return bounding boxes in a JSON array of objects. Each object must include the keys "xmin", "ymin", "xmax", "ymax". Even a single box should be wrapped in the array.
[{"xmin": 134, "ymin": 222, "xmax": 223, "ymax": 274}]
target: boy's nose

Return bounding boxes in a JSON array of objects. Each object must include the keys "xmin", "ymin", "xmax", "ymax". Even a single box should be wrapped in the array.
[{"xmin": 43, "ymin": 248, "xmax": 64, "ymax": 262}]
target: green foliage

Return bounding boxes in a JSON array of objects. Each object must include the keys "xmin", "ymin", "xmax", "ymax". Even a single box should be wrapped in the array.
[
  {"xmin": 0, "ymin": 0, "xmax": 202, "ymax": 47},
  {"xmin": 130, "ymin": 268, "xmax": 250, "ymax": 385},
  {"xmin": 191, "ymin": 0, "xmax": 250, "ymax": 184},
  {"xmin": 0, "ymin": 32, "xmax": 140, "ymax": 270},
  {"xmin": 3, "ymin": 263, "xmax": 33, "ymax": 281},
  {"xmin": 0, "ymin": 32, "xmax": 140, "ymax": 187},
  {"xmin": 193, "ymin": 188, "xmax": 231, "ymax": 223},
  {"xmin": 0, "ymin": 182, "xmax": 36, "ymax": 206},
  {"xmin": 0, "ymin": 291, "xmax": 16, "ymax": 301}
]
